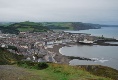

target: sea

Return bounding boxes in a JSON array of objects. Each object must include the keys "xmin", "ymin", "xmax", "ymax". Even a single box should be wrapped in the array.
[{"xmin": 60, "ymin": 27, "xmax": 118, "ymax": 70}]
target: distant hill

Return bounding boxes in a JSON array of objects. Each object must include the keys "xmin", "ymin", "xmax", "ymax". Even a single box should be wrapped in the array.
[
  {"xmin": 0, "ymin": 47, "xmax": 23, "ymax": 65},
  {"xmin": 0, "ymin": 26, "xmax": 20, "ymax": 34},
  {"xmin": 71, "ymin": 22, "xmax": 101, "ymax": 30},
  {"xmin": 41, "ymin": 22, "xmax": 101, "ymax": 30},
  {"xmin": 8, "ymin": 21, "xmax": 48, "ymax": 32},
  {"xmin": 0, "ymin": 21, "xmax": 49, "ymax": 34},
  {"xmin": 1, "ymin": 22, "xmax": 118, "ymax": 34},
  {"xmin": 0, "ymin": 22, "xmax": 102, "ymax": 34},
  {"xmin": 42, "ymin": 22, "xmax": 73, "ymax": 29}
]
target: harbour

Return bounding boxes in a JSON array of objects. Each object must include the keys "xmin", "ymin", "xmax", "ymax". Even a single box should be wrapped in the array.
[{"xmin": 60, "ymin": 27, "xmax": 118, "ymax": 70}]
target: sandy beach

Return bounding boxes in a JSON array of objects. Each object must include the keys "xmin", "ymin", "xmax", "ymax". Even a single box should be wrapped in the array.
[
  {"xmin": 47, "ymin": 44, "xmax": 71, "ymax": 64},
  {"xmin": 47, "ymin": 42, "xmax": 96, "ymax": 64},
  {"xmin": 47, "ymin": 42, "xmax": 88, "ymax": 64}
]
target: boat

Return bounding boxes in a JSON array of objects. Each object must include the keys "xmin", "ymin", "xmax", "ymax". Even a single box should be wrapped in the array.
[{"xmin": 78, "ymin": 39, "xmax": 94, "ymax": 45}]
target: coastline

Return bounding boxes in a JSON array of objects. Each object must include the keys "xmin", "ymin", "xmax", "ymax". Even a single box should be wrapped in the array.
[
  {"xmin": 47, "ymin": 42, "xmax": 95, "ymax": 64},
  {"xmin": 47, "ymin": 43, "xmax": 71, "ymax": 64}
]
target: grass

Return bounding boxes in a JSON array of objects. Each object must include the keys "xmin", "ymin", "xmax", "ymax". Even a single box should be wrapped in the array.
[
  {"xmin": 42, "ymin": 22, "xmax": 74, "ymax": 30},
  {"xmin": 0, "ymin": 64, "xmax": 112, "ymax": 80},
  {"xmin": 0, "ymin": 47, "xmax": 23, "ymax": 65},
  {"xmin": 80, "ymin": 65, "xmax": 118, "ymax": 80},
  {"xmin": 22, "ymin": 63, "xmax": 112, "ymax": 80},
  {"xmin": 51, "ymin": 22, "xmax": 73, "ymax": 29},
  {"xmin": 17, "ymin": 27, "xmax": 34, "ymax": 32},
  {"xmin": 0, "ymin": 65, "xmax": 41, "ymax": 80}
]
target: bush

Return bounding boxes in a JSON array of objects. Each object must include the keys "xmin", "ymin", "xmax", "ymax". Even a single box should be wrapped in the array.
[
  {"xmin": 37, "ymin": 62, "xmax": 48, "ymax": 70},
  {"xmin": 17, "ymin": 61, "xmax": 48, "ymax": 70}
]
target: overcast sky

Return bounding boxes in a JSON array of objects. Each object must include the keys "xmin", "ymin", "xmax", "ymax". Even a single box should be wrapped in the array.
[{"xmin": 0, "ymin": 0, "xmax": 118, "ymax": 24}]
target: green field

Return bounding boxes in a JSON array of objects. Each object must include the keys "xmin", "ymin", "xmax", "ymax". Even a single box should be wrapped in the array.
[
  {"xmin": 17, "ymin": 27, "xmax": 34, "ymax": 32},
  {"xmin": 0, "ymin": 21, "xmax": 48, "ymax": 34},
  {"xmin": 42, "ymin": 22, "xmax": 73, "ymax": 30}
]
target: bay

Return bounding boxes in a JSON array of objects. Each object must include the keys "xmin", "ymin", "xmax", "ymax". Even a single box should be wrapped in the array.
[
  {"xmin": 64, "ymin": 27, "xmax": 118, "ymax": 39},
  {"xmin": 60, "ymin": 45, "xmax": 118, "ymax": 70},
  {"xmin": 61, "ymin": 27, "xmax": 118, "ymax": 70}
]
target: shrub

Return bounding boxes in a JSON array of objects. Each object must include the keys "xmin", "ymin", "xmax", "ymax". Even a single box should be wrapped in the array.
[
  {"xmin": 17, "ymin": 61, "xmax": 48, "ymax": 70},
  {"xmin": 37, "ymin": 62, "xmax": 48, "ymax": 70}
]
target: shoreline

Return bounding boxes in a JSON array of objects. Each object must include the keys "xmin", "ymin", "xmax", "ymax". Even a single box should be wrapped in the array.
[
  {"xmin": 47, "ymin": 42, "xmax": 95, "ymax": 64},
  {"xmin": 46, "ymin": 40, "xmax": 118, "ymax": 70},
  {"xmin": 46, "ymin": 42, "xmax": 118, "ymax": 70},
  {"xmin": 47, "ymin": 43, "xmax": 71, "ymax": 64}
]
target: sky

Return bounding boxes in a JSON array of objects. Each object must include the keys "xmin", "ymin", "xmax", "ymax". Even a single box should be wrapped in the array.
[{"xmin": 0, "ymin": 0, "xmax": 118, "ymax": 25}]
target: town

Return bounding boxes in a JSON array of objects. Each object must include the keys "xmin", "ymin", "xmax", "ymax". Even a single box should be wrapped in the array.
[{"xmin": 0, "ymin": 30, "xmax": 100, "ymax": 63}]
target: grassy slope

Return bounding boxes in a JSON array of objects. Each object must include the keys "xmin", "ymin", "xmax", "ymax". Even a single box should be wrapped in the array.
[
  {"xmin": 50, "ymin": 22, "xmax": 73, "ymax": 29},
  {"xmin": 13, "ymin": 21, "xmax": 48, "ymax": 32},
  {"xmin": 42, "ymin": 22, "xmax": 73, "ymax": 30},
  {"xmin": 26, "ymin": 63, "xmax": 112, "ymax": 80},
  {"xmin": 41, "ymin": 22, "xmax": 101, "ymax": 30},
  {"xmin": 0, "ymin": 21, "xmax": 48, "ymax": 33},
  {"xmin": 0, "ymin": 63, "xmax": 110, "ymax": 80},
  {"xmin": 0, "ymin": 65, "xmax": 41, "ymax": 80},
  {"xmin": 0, "ymin": 48, "xmax": 118, "ymax": 80},
  {"xmin": 0, "ymin": 63, "xmax": 115, "ymax": 80},
  {"xmin": 17, "ymin": 27, "xmax": 34, "ymax": 32},
  {"xmin": 0, "ymin": 22, "xmax": 100, "ymax": 33},
  {"xmin": 0, "ymin": 47, "xmax": 23, "ymax": 65},
  {"xmin": 79, "ymin": 65, "xmax": 118, "ymax": 80}
]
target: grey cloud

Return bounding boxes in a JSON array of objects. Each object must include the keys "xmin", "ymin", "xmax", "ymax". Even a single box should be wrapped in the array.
[{"xmin": 0, "ymin": 0, "xmax": 118, "ymax": 24}]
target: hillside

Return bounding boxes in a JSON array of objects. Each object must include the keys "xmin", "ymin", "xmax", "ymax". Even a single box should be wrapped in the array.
[
  {"xmin": 0, "ymin": 26, "xmax": 20, "ymax": 34},
  {"xmin": 8, "ymin": 21, "xmax": 48, "ymax": 32},
  {"xmin": 17, "ymin": 61, "xmax": 118, "ymax": 80},
  {"xmin": 72, "ymin": 22, "xmax": 101, "ymax": 30},
  {"xmin": 0, "ymin": 22, "xmax": 101, "ymax": 34},
  {"xmin": 42, "ymin": 22, "xmax": 73, "ymax": 30},
  {"xmin": 0, "ymin": 63, "xmax": 114, "ymax": 80},
  {"xmin": 2, "ymin": 22, "xmax": 118, "ymax": 34},
  {"xmin": 0, "ymin": 48, "xmax": 118, "ymax": 80},
  {"xmin": 41, "ymin": 22, "xmax": 101, "ymax": 30},
  {"xmin": 0, "ymin": 21, "xmax": 48, "ymax": 34},
  {"xmin": 0, "ymin": 47, "xmax": 23, "ymax": 65}
]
